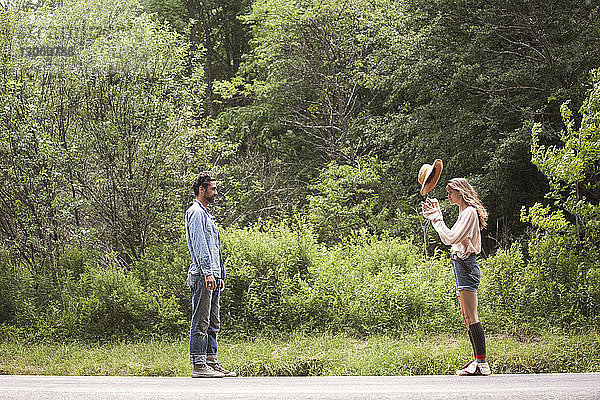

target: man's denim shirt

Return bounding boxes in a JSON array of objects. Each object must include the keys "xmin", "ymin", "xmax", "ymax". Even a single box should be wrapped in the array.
[{"xmin": 185, "ymin": 199, "xmax": 225, "ymax": 287}]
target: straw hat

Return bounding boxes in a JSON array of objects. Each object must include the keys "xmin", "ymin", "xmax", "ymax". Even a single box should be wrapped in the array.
[{"xmin": 417, "ymin": 159, "xmax": 443, "ymax": 196}]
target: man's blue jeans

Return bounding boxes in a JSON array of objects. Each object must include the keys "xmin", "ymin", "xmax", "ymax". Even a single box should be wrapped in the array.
[{"xmin": 189, "ymin": 275, "xmax": 220, "ymax": 365}]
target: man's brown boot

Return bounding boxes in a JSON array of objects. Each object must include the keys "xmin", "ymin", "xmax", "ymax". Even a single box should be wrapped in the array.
[
  {"xmin": 191, "ymin": 364, "xmax": 225, "ymax": 378},
  {"xmin": 207, "ymin": 362, "xmax": 237, "ymax": 377}
]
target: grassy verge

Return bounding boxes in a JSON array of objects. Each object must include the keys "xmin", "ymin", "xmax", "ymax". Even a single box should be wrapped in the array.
[{"xmin": 1, "ymin": 331, "xmax": 599, "ymax": 376}]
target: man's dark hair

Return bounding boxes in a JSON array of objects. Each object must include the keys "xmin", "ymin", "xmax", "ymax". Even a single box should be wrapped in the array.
[{"xmin": 192, "ymin": 171, "xmax": 216, "ymax": 196}]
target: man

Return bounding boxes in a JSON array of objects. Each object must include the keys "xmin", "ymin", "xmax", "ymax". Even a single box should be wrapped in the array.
[{"xmin": 186, "ymin": 171, "xmax": 236, "ymax": 378}]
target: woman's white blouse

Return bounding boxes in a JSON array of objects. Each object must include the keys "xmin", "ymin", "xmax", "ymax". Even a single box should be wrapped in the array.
[{"xmin": 432, "ymin": 206, "xmax": 481, "ymax": 259}]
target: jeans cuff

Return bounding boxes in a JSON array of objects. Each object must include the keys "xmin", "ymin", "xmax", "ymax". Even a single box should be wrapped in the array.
[{"xmin": 190, "ymin": 354, "xmax": 207, "ymax": 365}]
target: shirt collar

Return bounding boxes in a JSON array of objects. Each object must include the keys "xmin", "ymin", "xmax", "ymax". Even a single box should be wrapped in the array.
[{"xmin": 193, "ymin": 199, "xmax": 212, "ymax": 215}]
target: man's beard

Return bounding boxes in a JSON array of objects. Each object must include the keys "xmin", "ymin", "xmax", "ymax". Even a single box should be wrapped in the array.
[{"xmin": 204, "ymin": 194, "xmax": 215, "ymax": 203}]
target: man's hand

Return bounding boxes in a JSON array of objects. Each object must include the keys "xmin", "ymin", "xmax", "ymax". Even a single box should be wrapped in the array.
[{"xmin": 205, "ymin": 275, "xmax": 217, "ymax": 290}]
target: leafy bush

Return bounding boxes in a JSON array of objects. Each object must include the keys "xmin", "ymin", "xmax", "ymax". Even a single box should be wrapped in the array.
[
  {"xmin": 220, "ymin": 222, "xmax": 319, "ymax": 332},
  {"xmin": 520, "ymin": 70, "xmax": 600, "ymax": 329},
  {"xmin": 519, "ymin": 205, "xmax": 598, "ymax": 329},
  {"xmin": 2, "ymin": 216, "xmax": 600, "ymax": 341},
  {"xmin": 478, "ymin": 245, "xmax": 528, "ymax": 331},
  {"xmin": 298, "ymin": 238, "xmax": 460, "ymax": 334},
  {"xmin": 131, "ymin": 238, "xmax": 191, "ymax": 321},
  {"xmin": 479, "ymin": 213, "xmax": 600, "ymax": 332},
  {"xmin": 306, "ymin": 157, "xmax": 419, "ymax": 244},
  {"xmin": 221, "ymin": 223, "xmax": 463, "ymax": 335},
  {"xmin": 0, "ymin": 245, "xmax": 189, "ymax": 341},
  {"xmin": 76, "ymin": 263, "xmax": 159, "ymax": 338}
]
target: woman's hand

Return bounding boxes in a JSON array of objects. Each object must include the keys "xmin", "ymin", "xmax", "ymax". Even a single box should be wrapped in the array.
[
  {"xmin": 421, "ymin": 198, "xmax": 442, "ymax": 221},
  {"xmin": 421, "ymin": 197, "xmax": 439, "ymax": 212}
]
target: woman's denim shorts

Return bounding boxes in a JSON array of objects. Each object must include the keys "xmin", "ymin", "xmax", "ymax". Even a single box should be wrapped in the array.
[{"xmin": 451, "ymin": 254, "xmax": 481, "ymax": 296}]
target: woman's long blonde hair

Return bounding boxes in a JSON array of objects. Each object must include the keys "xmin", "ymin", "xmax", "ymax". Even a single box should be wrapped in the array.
[{"xmin": 446, "ymin": 178, "xmax": 488, "ymax": 230}]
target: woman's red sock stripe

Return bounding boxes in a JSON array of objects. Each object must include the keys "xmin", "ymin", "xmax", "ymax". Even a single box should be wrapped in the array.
[{"xmin": 476, "ymin": 354, "xmax": 486, "ymax": 360}]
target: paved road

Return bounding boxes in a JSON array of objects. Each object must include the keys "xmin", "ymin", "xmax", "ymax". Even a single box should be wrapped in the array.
[{"xmin": 1, "ymin": 374, "xmax": 599, "ymax": 400}]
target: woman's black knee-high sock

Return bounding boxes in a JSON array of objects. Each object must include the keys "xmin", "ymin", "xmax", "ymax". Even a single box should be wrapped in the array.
[
  {"xmin": 468, "ymin": 329, "xmax": 476, "ymax": 358},
  {"xmin": 469, "ymin": 322, "xmax": 486, "ymax": 361}
]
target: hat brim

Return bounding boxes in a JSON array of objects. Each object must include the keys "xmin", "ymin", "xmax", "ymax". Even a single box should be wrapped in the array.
[{"xmin": 420, "ymin": 159, "xmax": 443, "ymax": 195}]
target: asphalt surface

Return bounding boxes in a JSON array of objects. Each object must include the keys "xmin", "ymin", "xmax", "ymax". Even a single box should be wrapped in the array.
[{"xmin": 1, "ymin": 373, "xmax": 600, "ymax": 400}]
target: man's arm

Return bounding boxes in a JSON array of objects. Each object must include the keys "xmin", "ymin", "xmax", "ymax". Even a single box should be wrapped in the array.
[
  {"xmin": 188, "ymin": 209, "xmax": 221, "ymax": 290},
  {"xmin": 187, "ymin": 209, "xmax": 212, "ymax": 276}
]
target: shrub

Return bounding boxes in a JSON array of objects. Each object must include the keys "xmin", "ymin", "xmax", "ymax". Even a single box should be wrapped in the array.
[
  {"xmin": 478, "ymin": 244, "xmax": 528, "ymax": 331},
  {"xmin": 76, "ymin": 262, "xmax": 159, "ymax": 338},
  {"xmin": 221, "ymin": 222, "xmax": 320, "ymax": 332},
  {"xmin": 520, "ymin": 204, "xmax": 597, "ymax": 329},
  {"xmin": 306, "ymin": 157, "xmax": 416, "ymax": 244},
  {"xmin": 132, "ymin": 238, "xmax": 191, "ymax": 321},
  {"xmin": 3, "ymin": 217, "xmax": 599, "ymax": 341},
  {"xmin": 222, "ymin": 224, "xmax": 463, "ymax": 336}
]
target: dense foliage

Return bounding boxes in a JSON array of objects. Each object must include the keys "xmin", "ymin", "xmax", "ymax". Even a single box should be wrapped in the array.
[{"xmin": 0, "ymin": 0, "xmax": 599, "ymax": 341}]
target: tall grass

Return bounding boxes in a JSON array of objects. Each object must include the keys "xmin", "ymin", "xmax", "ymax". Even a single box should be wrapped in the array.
[{"xmin": 1, "ymin": 331, "xmax": 599, "ymax": 376}]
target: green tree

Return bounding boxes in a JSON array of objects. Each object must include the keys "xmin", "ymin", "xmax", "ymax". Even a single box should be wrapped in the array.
[
  {"xmin": 523, "ymin": 68, "xmax": 600, "ymax": 326},
  {"xmin": 363, "ymin": 0, "xmax": 600, "ymax": 244},
  {"xmin": 0, "ymin": 0, "xmax": 193, "ymax": 264},
  {"xmin": 243, "ymin": 0, "xmax": 405, "ymax": 165},
  {"xmin": 207, "ymin": 0, "xmax": 410, "ymax": 225},
  {"xmin": 144, "ymin": 0, "xmax": 252, "ymax": 116},
  {"xmin": 218, "ymin": 0, "xmax": 600, "ymax": 242},
  {"xmin": 306, "ymin": 157, "xmax": 415, "ymax": 244},
  {"xmin": 530, "ymin": 69, "xmax": 600, "ymax": 254}
]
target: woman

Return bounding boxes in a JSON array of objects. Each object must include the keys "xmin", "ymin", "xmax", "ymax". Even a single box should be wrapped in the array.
[{"xmin": 422, "ymin": 178, "xmax": 491, "ymax": 376}]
